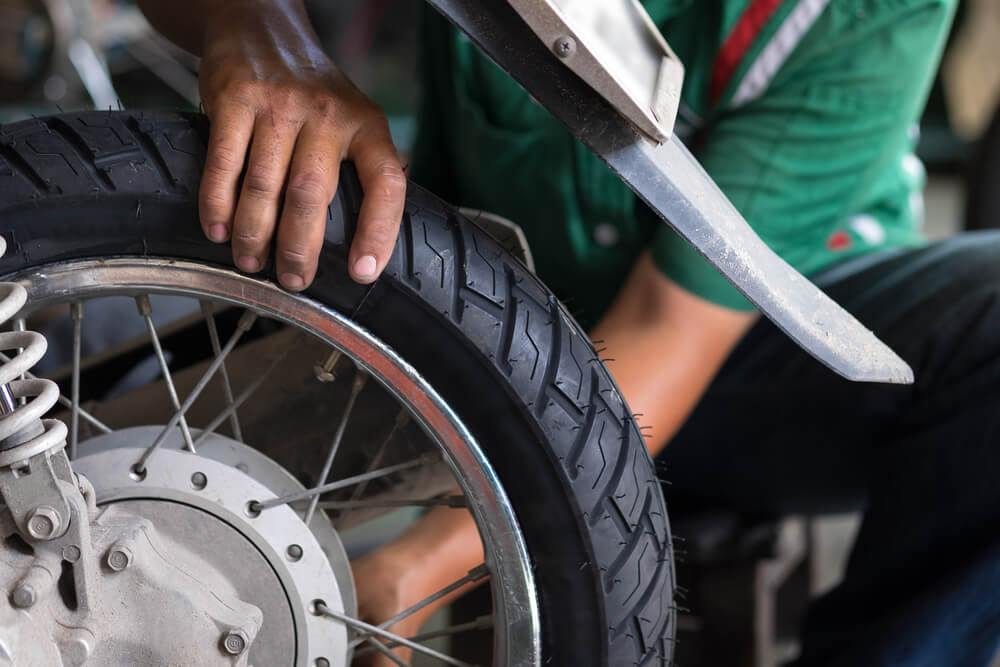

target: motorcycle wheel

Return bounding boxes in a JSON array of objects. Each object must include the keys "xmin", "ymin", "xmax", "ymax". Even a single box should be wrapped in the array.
[{"xmin": 0, "ymin": 110, "xmax": 676, "ymax": 666}]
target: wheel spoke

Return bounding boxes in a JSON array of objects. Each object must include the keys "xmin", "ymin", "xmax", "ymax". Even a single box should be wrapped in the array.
[
  {"xmin": 402, "ymin": 614, "xmax": 494, "ymax": 646},
  {"xmin": 318, "ymin": 495, "xmax": 467, "ymax": 511},
  {"xmin": 304, "ymin": 370, "xmax": 368, "ymax": 525},
  {"xmin": 69, "ymin": 302, "xmax": 83, "ymax": 459},
  {"xmin": 362, "ymin": 639, "xmax": 412, "ymax": 667},
  {"xmin": 0, "ymin": 351, "xmax": 112, "ymax": 434},
  {"xmin": 190, "ymin": 343, "xmax": 293, "ymax": 450},
  {"xmin": 254, "ymin": 453, "xmax": 440, "ymax": 511},
  {"xmin": 135, "ymin": 295, "xmax": 195, "ymax": 453},
  {"xmin": 349, "ymin": 565, "xmax": 489, "ymax": 650},
  {"xmin": 200, "ymin": 301, "xmax": 243, "ymax": 442},
  {"xmin": 347, "ymin": 409, "xmax": 409, "ymax": 503},
  {"xmin": 317, "ymin": 603, "xmax": 476, "ymax": 667},
  {"xmin": 353, "ymin": 615, "xmax": 493, "ymax": 655},
  {"xmin": 134, "ymin": 308, "xmax": 258, "ymax": 472}
]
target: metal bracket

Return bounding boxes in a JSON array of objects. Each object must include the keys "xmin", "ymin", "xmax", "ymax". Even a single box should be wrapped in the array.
[
  {"xmin": 506, "ymin": 0, "xmax": 683, "ymax": 142},
  {"xmin": 426, "ymin": 0, "xmax": 913, "ymax": 384},
  {"xmin": 0, "ymin": 448, "xmax": 74, "ymax": 541}
]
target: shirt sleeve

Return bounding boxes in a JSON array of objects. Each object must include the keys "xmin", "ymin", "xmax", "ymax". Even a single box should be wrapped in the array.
[{"xmin": 649, "ymin": 0, "xmax": 956, "ymax": 311}]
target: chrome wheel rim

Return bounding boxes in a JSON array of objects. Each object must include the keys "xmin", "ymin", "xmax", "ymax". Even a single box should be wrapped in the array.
[{"xmin": 7, "ymin": 257, "xmax": 541, "ymax": 667}]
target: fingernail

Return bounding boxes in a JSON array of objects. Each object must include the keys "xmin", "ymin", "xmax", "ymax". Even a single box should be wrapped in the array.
[
  {"xmin": 353, "ymin": 255, "xmax": 377, "ymax": 280},
  {"xmin": 237, "ymin": 255, "xmax": 260, "ymax": 272},
  {"xmin": 280, "ymin": 273, "xmax": 304, "ymax": 290},
  {"xmin": 208, "ymin": 224, "xmax": 228, "ymax": 242}
]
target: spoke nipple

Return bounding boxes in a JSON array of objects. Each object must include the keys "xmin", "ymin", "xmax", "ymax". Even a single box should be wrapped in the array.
[
  {"xmin": 236, "ymin": 311, "xmax": 258, "ymax": 331},
  {"xmin": 468, "ymin": 564, "xmax": 490, "ymax": 580},
  {"xmin": 134, "ymin": 295, "xmax": 152, "ymax": 317},
  {"xmin": 351, "ymin": 370, "xmax": 368, "ymax": 393}
]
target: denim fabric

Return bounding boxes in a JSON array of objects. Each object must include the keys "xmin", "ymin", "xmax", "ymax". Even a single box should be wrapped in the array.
[{"xmin": 660, "ymin": 231, "xmax": 1000, "ymax": 666}]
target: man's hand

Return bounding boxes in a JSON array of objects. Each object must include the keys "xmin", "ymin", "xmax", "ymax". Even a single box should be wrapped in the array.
[{"xmin": 140, "ymin": 0, "xmax": 406, "ymax": 290}]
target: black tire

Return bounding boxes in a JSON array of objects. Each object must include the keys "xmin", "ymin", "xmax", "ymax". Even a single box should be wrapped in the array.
[
  {"xmin": 965, "ymin": 105, "xmax": 1000, "ymax": 231},
  {"xmin": 0, "ymin": 111, "xmax": 675, "ymax": 666}
]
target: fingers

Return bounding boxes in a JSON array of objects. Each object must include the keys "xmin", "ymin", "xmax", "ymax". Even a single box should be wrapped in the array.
[
  {"xmin": 199, "ymin": 105, "xmax": 254, "ymax": 244},
  {"xmin": 201, "ymin": 91, "xmax": 404, "ymax": 289},
  {"xmin": 348, "ymin": 128, "xmax": 406, "ymax": 284},
  {"xmin": 231, "ymin": 115, "xmax": 301, "ymax": 273},
  {"xmin": 274, "ymin": 125, "xmax": 341, "ymax": 290}
]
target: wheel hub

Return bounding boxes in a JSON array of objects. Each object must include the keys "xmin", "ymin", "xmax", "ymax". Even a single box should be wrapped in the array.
[{"xmin": 5, "ymin": 428, "xmax": 354, "ymax": 667}]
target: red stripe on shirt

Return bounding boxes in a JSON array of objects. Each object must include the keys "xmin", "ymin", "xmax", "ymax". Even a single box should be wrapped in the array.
[{"xmin": 710, "ymin": 0, "xmax": 785, "ymax": 105}]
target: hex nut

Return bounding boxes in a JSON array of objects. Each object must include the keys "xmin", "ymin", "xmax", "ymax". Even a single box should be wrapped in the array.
[
  {"xmin": 221, "ymin": 629, "xmax": 249, "ymax": 656},
  {"xmin": 105, "ymin": 545, "xmax": 133, "ymax": 572},
  {"xmin": 25, "ymin": 506, "xmax": 61, "ymax": 540},
  {"xmin": 62, "ymin": 544, "xmax": 82, "ymax": 562}
]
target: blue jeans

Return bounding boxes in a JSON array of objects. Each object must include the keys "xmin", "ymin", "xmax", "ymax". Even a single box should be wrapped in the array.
[{"xmin": 660, "ymin": 232, "xmax": 1000, "ymax": 667}]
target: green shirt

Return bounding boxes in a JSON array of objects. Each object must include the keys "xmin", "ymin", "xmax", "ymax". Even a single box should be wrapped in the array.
[{"xmin": 412, "ymin": 0, "xmax": 956, "ymax": 328}]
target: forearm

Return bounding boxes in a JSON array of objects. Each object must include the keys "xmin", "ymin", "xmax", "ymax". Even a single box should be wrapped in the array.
[
  {"xmin": 590, "ymin": 253, "xmax": 757, "ymax": 457},
  {"xmin": 352, "ymin": 504, "xmax": 483, "ymax": 634},
  {"xmin": 385, "ymin": 505, "xmax": 484, "ymax": 593},
  {"xmin": 136, "ymin": 0, "xmax": 321, "ymax": 57}
]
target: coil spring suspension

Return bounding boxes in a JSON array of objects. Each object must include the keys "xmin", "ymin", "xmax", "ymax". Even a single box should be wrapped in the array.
[{"xmin": 0, "ymin": 237, "xmax": 66, "ymax": 460}]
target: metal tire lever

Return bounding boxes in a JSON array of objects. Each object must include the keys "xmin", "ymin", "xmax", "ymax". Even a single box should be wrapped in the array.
[{"xmin": 425, "ymin": 0, "xmax": 913, "ymax": 384}]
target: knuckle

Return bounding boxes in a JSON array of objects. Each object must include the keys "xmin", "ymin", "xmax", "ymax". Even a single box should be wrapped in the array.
[
  {"xmin": 220, "ymin": 79, "xmax": 259, "ymax": 107},
  {"xmin": 372, "ymin": 163, "xmax": 406, "ymax": 199},
  {"xmin": 359, "ymin": 219, "xmax": 400, "ymax": 249},
  {"xmin": 242, "ymin": 168, "xmax": 283, "ymax": 200},
  {"xmin": 231, "ymin": 232, "xmax": 266, "ymax": 252},
  {"xmin": 277, "ymin": 245, "xmax": 313, "ymax": 268},
  {"xmin": 206, "ymin": 143, "xmax": 244, "ymax": 174},
  {"xmin": 286, "ymin": 176, "xmax": 330, "ymax": 216},
  {"xmin": 199, "ymin": 193, "xmax": 232, "ymax": 223},
  {"xmin": 312, "ymin": 94, "xmax": 342, "ymax": 120}
]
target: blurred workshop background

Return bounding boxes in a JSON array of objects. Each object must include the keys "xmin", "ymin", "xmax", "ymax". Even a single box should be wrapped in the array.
[
  {"xmin": 0, "ymin": 1, "xmax": 998, "ymax": 666},
  {"xmin": 2, "ymin": 0, "xmax": 999, "ymax": 241}
]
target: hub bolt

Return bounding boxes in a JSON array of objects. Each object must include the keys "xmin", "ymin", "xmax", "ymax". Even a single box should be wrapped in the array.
[
  {"xmin": 221, "ymin": 629, "xmax": 249, "ymax": 656},
  {"xmin": 105, "ymin": 544, "xmax": 133, "ymax": 572},
  {"xmin": 25, "ymin": 506, "xmax": 61, "ymax": 540},
  {"xmin": 10, "ymin": 584, "xmax": 36, "ymax": 608}
]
